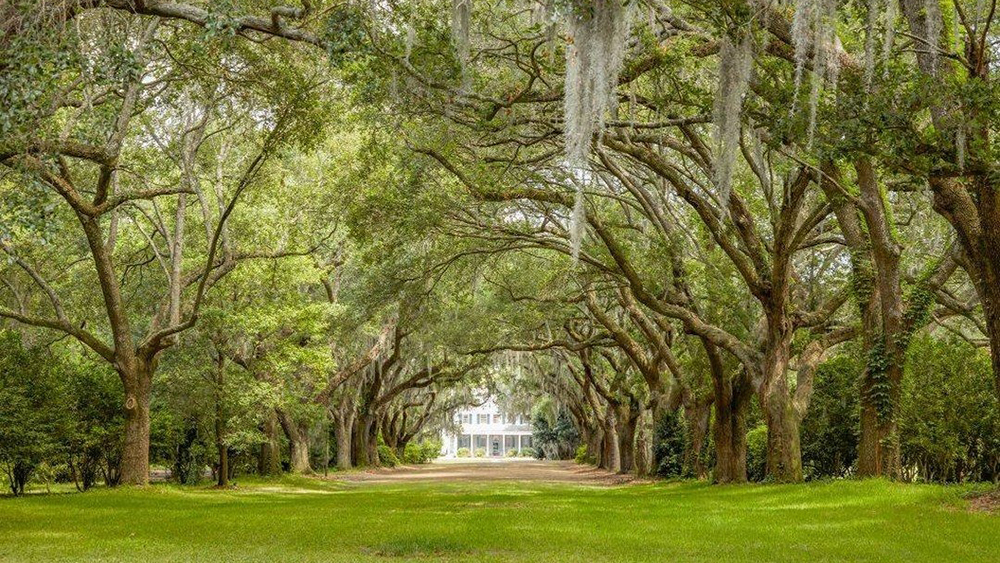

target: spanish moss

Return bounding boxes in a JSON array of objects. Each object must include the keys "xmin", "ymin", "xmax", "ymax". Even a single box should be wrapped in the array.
[{"xmin": 713, "ymin": 34, "xmax": 753, "ymax": 208}]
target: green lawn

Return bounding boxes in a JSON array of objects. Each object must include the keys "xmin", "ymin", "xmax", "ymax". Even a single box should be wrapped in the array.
[{"xmin": 0, "ymin": 476, "xmax": 995, "ymax": 562}]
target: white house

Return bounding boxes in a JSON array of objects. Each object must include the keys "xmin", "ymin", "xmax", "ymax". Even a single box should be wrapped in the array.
[{"xmin": 440, "ymin": 396, "xmax": 534, "ymax": 457}]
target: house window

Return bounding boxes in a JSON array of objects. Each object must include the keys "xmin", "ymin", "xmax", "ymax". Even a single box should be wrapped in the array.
[
  {"xmin": 462, "ymin": 414, "xmax": 472, "ymax": 424},
  {"xmin": 505, "ymin": 435, "xmax": 517, "ymax": 451},
  {"xmin": 493, "ymin": 414, "xmax": 502, "ymax": 424},
  {"xmin": 521, "ymin": 436, "xmax": 533, "ymax": 448},
  {"xmin": 477, "ymin": 414, "xmax": 490, "ymax": 424}
]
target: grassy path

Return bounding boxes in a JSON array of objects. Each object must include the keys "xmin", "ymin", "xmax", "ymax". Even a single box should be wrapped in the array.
[{"xmin": 0, "ymin": 468, "xmax": 996, "ymax": 562}]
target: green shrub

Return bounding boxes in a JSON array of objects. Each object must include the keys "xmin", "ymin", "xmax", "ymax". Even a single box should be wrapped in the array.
[
  {"xmin": 652, "ymin": 409, "xmax": 687, "ymax": 478},
  {"xmin": 746, "ymin": 424, "xmax": 768, "ymax": 482},
  {"xmin": 420, "ymin": 439, "xmax": 442, "ymax": 463},
  {"xmin": 505, "ymin": 449, "xmax": 518, "ymax": 458},
  {"xmin": 574, "ymin": 444, "xmax": 595, "ymax": 465},
  {"xmin": 456, "ymin": 447, "xmax": 470, "ymax": 458},
  {"xmin": 474, "ymin": 448, "xmax": 486, "ymax": 458},
  {"xmin": 520, "ymin": 447, "xmax": 536, "ymax": 458},
  {"xmin": 378, "ymin": 443, "xmax": 399, "ymax": 467},
  {"xmin": 402, "ymin": 440, "xmax": 442, "ymax": 464},
  {"xmin": 801, "ymin": 352, "xmax": 861, "ymax": 479}
]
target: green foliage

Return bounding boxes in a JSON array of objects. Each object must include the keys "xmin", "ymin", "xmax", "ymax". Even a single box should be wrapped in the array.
[
  {"xmin": 378, "ymin": 444, "xmax": 400, "ymax": 468},
  {"xmin": 66, "ymin": 360, "xmax": 125, "ymax": 490},
  {"xmin": 520, "ymin": 447, "xmax": 536, "ymax": 458},
  {"xmin": 456, "ymin": 447, "xmax": 470, "ymax": 458},
  {"xmin": 652, "ymin": 410, "xmax": 688, "ymax": 478},
  {"xmin": 532, "ymin": 410, "xmax": 579, "ymax": 460},
  {"xmin": 746, "ymin": 424, "xmax": 769, "ymax": 483},
  {"xmin": 402, "ymin": 440, "xmax": 441, "ymax": 465},
  {"xmin": 574, "ymin": 444, "xmax": 595, "ymax": 465},
  {"xmin": 0, "ymin": 331, "xmax": 71, "ymax": 495},
  {"xmin": 800, "ymin": 353, "xmax": 861, "ymax": 479},
  {"xmin": 900, "ymin": 335, "xmax": 1000, "ymax": 483},
  {"xmin": 864, "ymin": 337, "xmax": 895, "ymax": 421},
  {"xmin": 474, "ymin": 448, "xmax": 486, "ymax": 458}
]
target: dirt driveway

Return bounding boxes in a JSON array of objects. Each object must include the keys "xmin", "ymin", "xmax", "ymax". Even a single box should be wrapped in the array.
[{"xmin": 336, "ymin": 459, "xmax": 642, "ymax": 486}]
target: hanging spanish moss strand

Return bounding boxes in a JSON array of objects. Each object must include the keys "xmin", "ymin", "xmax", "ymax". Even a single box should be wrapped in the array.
[
  {"xmin": 563, "ymin": 0, "xmax": 630, "ymax": 262},
  {"xmin": 563, "ymin": 0, "xmax": 630, "ymax": 169},
  {"xmin": 452, "ymin": 0, "xmax": 472, "ymax": 87},
  {"xmin": 973, "ymin": 0, "xmax": 985, "ymax": 34},
  {"xmin": 790, "ymin": 0, "xmax": 815, "ymax": 118},
  {"xmin": 790, "ymin": 0, "xmax": 839, "ymax": 149},
  {"xmin": 881, "ymin": 0, "xmax": 898, "ymax": 75},
  {"xmin": 404, "ymin": 19, "xmax": 415, "ymax": 62},
  {"xmin": 956, "ymin": 124, "xmax": 966, "ymax": 172},
  {"xmin": 924, "ymin": 0, "xmax": 941, "ymax": 75},
  {"xmin": 570, "ymin": 167, "xmax": 588, "ymax": 261},
  {"xmin": 864, "ymin": 0, "xmax": 877, "ymax": 91},
  {"xmin": 806, "ymin": 6, "xmax": 826, "ymax": 151},
  {"xmin": 713, "ymin": 34, "xmax": 753, "ymax": 209}
]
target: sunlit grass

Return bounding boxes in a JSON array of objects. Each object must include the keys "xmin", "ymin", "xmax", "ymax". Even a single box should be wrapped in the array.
[{"xmin": 0, "ymin": 476, "xmax": 995, "ymax": 562}]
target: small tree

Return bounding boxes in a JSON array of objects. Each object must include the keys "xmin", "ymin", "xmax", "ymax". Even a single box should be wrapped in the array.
[
  {"xmin": 0, "ymin": 330, "xmax": 70, "ymax": 495},
  {"xmin": 652, "ymin": 409, "xmax": 687, "ymax": 479}
]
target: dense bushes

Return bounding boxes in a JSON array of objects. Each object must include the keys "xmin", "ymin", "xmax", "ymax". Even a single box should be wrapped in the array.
[
  {"xmin": 900, "ymin": 336, "xmax": 1000, "ymax": 483},
  {"xmin": 378, "ymin": 440, "xmax": 400, "ymax": 468},
  {"xmin": 402, "ymin": 440, "xmax": 442, "ymax": 464},
  {"xmin": 746, "ymin": 425, "xmax": 768, "ymax": 483},
  {"xmin": 800, "ymin": 353, "xmax": 861, "ymax": 479},
  {"xmin": 652, "ymin": 410, "xmax": 688, "ymax": 478},
  {"xmin": 0, "ymin": 332, "xmax": 70, "ymax": 495},
  {"xmin": 575, "ymin": 445, "xmax": 596, "ymax": 465},
  {"xmin": 0, "ymin": 331, "xmax": 127, "ymax": 495},
  {"xmin": 532, "ymin": 410, "xmax": 579, "ymax": 460}
]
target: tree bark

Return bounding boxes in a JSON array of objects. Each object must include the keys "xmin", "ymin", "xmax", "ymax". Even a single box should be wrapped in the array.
[
  {"xmin": 119, "ymin": 363, "xmax": 152, "ymax": 485},
  {"xmin": 684, "ymin": 399, "xmax": 712, "ymax": 480},
  {"xmin": 258, "ymin": 410, "xmax": 282, "ymax": 476},
  {"xmin": 351, "ymin": 413, "xmax": 378, "ymax": 467},
  {"xmin": 277, "ymin": 409, "xmax": 311, "ymax": 474},
  {"xmin": 334, "ymin": 408, "xmax": 354, "ymax": 470},
  {"xmin": 616, "ymin": 404, "xmax": 638, "ymax": 474},
  {"xmin": 760, "ymin": 327, "xmax": 803, "ymax": 483},
  {"xmin": 602, "ymin": 407, "xmax": 621, "ymax": 472},
  {"xmin": 712, "ymin": 371, "xmax": 751, "ymax": 484}
]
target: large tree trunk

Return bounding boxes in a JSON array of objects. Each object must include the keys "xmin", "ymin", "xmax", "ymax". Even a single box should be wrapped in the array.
[
  {"xmin": 684, "ymin": 399, "xmax": 712, "ymax": 480},
  {"xmin": 288, "ymin": 432, "xmax": 311, "ymax": 474},
  {"xmin": 616, "ymin": 405, "xmax": 638, "ymax": 474},
  {"xmin": 277, "ymin": 410, "xmax": 311, "ymax": 474},
  {"xmin": 258, "ymin": 410, "xmax": 282, "ymax": 476},
  {"xmin": 712, "ymin": 371, "xmax": 751, "ymax": 484},
  {"xmin": 334, "ymin": 409, "xmax": 354, "ymax": 470},
  {"xmin": 119, "ymin": 364, "xmax": 152, "ymax": 486},
  {"xmin": 760, "ymin": 328, "xmax": 803, "ymax": 483},
  {"xmin": 763, "ymin": 387, "xmax": 803, "ymax": 483},
  {"xmin": 633, "ymin": 409, "xmax": 653, "ymax": 476},
  {"xmin": 351, "ymin": 413, "xmax": 379, "ymax": 467},
  {"xmin": 601, "ymin": 408, "xmax": 621, "ymax": 472},
  {"xmin": 857, "ymin": 371, "xmax": 902, "ymax": 478}
]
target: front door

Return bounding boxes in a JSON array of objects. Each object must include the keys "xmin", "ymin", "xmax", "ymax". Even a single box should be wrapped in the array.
[{"xmin": 491, "ymin": 439, "xmax": 500, "ymax": 456}]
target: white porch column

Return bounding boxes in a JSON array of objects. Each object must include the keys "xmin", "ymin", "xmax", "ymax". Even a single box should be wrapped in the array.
[
  {"xmin": 501, "ymin": 434, "xmax": 506, "ymax": 456},
  {"xmin": 518, "ymin": 434, "xmax": 522, "ymax": 453}
]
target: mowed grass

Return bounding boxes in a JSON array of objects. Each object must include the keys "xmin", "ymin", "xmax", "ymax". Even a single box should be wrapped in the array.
[{"xmin": 0, "ymin": 475, "xmax": 996, "ymax": 562}]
